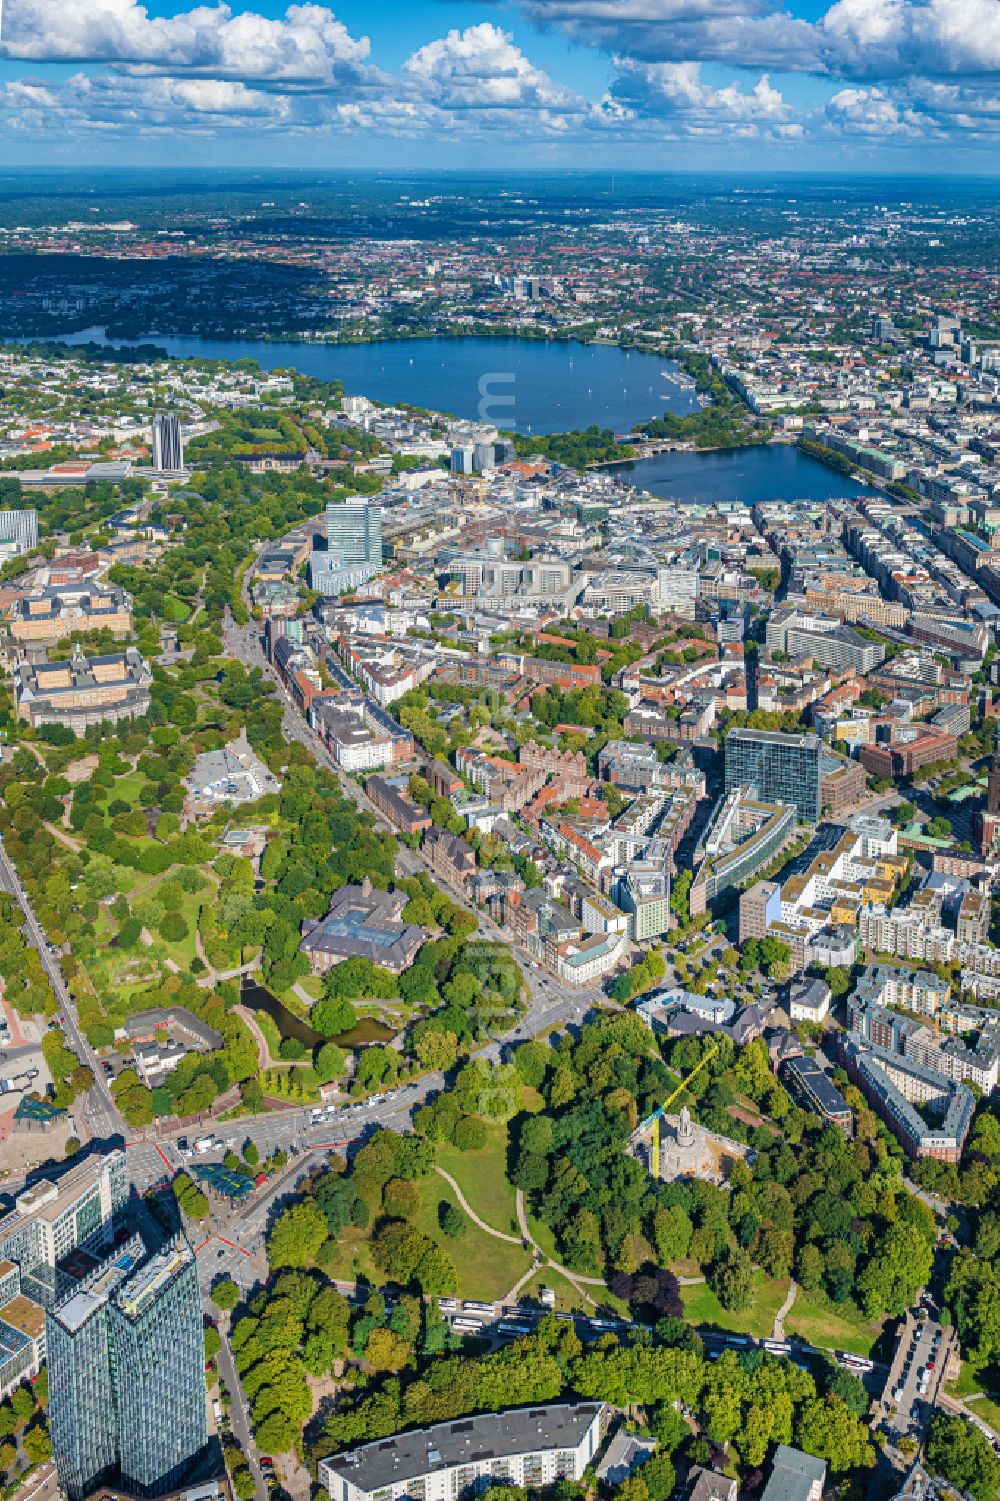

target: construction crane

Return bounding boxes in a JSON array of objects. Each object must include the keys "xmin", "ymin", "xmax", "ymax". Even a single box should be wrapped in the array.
[{"xmin": 644, "ymin": 1042, "xmax": 720, "ymax": 1181}]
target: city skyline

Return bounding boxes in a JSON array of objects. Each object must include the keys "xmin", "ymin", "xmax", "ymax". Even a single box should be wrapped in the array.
[{"xmin": 0, "ymin": 0, "xmax": 998, "ymax": 170}]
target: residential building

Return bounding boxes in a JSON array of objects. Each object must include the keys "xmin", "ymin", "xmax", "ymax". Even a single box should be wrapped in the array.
[
  {"xmin": 852, "ymin": 963, "xmax": 951, "ymax": 1017},
  {"xmin": 761, "ymin": 1446, "xmax": 827, "ymax": 1501},
  {"xmin": 48, "ymin": 1240, "xmax": 207, "ymax": 1501},
  {"xmin": 859, "ymin": 904, "xmax": 955, "ymax": 963},
  {"xmin": 319, "ymin": 1404, "xmax": 608, "ymax": 1501},
  {"xmin": 739, "ymin": 880, "xmax": 781, "ymax": 944},
  {"xmin": 686, "ymin": 1470, "xmax": 737, "ymax": 1501},
  {"xmin": 788, "ymin": 978, "xmax": 832, "ymax": 1024},
  {"xmin": 581, "ymin": 892, "xmax": 630, "ymax": 939},
  {"xmin": 766, "ymin": 606, "xmax": 886, "ymax": 674},
  {"xmin": 422, "ymin": 827, "xmax": 477, "ymax": 893},
  {"xmin": 840, "ymin": 1034, "xmax": 975, "ymax": 1163},
  {"xmin": 365, "ymin": 775, "xmax": 432, "ymax": 836},
  {"xmin": 724, "ymin": 728, "xmax": 822, "ymax": 823},
  {"xmin": 597, "ymin": 740, "xmax": 705, "ymax": 797},
  {"xmin": 311, "ymin": 703, "xmax": 394, "ymax": 773},
  {"xmin": 613, "ymin": 866, "xmax": 671, "ymax": 941},
  {"xmin": 782, "ymin": 1055, "xmax": 852, "ymax": 1130}
]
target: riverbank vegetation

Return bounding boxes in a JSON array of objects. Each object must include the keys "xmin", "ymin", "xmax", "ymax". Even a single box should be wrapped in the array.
[{"xmin": 512, "ymin": 425, "xmax": 635, "ymax": 470}]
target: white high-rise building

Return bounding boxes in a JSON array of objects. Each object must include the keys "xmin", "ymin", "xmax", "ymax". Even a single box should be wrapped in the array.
[
  {"xmin": 0, "ymin": 509, "xmax": 39, "ymax": 555},
  {"xmin": 152, "ymin": 414, "xmax": 184, "ymax": 472}
]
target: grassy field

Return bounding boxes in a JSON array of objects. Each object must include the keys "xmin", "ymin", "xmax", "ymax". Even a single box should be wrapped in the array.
[
  {"xmin": 131, "ymin": 885, "xmax": 204, "ymax": 969},
  {"xmin": 966, "ymin": 1396, "xmax": 1000, "ymax": 1436},
  {"xmin": 784, "ymin": 1289, "xmax": 882, "ymax": 1356},
  {"xmin": 323, "ymin": 1173, "xmax": 532, "ymax": 1302},
  {"xmin": 435, "ymin": 1125, "xmax": 520, "ymax": 1238},
  {"xmin": 948, "ymin": 1358, "xmax": 1000, "ymax": 1399},
  {"xmin": 526, "ymin": 1211, "xmax": 563, "ymax": 1265},
  {"xmin": 516, "ymin": 1266, "xmax": 625, "ymax": 1317},
  {"xmin": 252, "ymin": 1009, "xmax": 283, "ymax": 1059},
  {"xmin": 97, "ymin": 771, "xmax": 149, "ymax": 811},
  {"xmin": 681, "ymin": 1272, "xmax": 790, "ymax": 1339}
]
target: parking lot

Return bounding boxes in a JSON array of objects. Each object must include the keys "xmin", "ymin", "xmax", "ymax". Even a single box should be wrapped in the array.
[{"xmin": 884, "ymin": 1308, "xmax": 954, "ymax": 1441}]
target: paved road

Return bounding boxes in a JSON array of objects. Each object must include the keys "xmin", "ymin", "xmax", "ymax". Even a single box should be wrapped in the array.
[
  {"xmin": 217, "ymin": 1324, "xmax": 267, "ymax": 1501},
  {"xmin": 0, "ymin": 836, "xmax": 124, "ymax": 1139}
]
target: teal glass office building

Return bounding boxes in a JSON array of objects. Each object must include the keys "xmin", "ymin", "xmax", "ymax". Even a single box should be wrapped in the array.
[
  {"xmin": 48, "ymin": 1241, "xmax": 207, "ymax": 1500},
  {"xmin": 724, "ymin": 728, "xmax": 822, "ymax": 823}
]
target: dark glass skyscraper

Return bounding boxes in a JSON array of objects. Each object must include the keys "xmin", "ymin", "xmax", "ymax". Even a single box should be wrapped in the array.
[
  {"xmin": 48, "ymin": 1240, "xmax": 207, "ymax": 1501},
  {"xmin": 724, "ymin": 728, "xmax": 822, "ymax": 823}
]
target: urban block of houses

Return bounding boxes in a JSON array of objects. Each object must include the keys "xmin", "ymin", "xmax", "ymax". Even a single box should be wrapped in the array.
[
  {"xmin": 497, "ymin": 888, "xmax": 625, "ymax": 986},
  {"xmin": 691, "ymin": 790, "xmax": 797, "ymax": 917},
  {"xmin": 839, "ymin": 1031, "xmax": 975, "ymax": 1163},
  {"xmin": 738, "ymin": 815, "xmax": 907, "ymax": 971}
]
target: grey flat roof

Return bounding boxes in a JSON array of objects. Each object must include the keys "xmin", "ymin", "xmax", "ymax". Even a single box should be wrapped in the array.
[
  {"xmin": 321, "ymin": 1403, "xmax": 603, "ymax": 1493},
  {"xmin": 761, "ymin": 1445, "xmax": 826, "ymax": 1501},
  {"xmin": 53, "ymin": 1288, "xmax": 102, "ymax": 1334}
]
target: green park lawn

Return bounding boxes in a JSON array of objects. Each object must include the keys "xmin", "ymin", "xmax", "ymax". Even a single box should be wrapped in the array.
[
  {"xmin": 98, "ymin": 772, "xmax": 147, "ymax": 809},
  {"xmin": 130, "ymin": 885, "xmax": 204, "ymax": 970},
  {"xmin": 411, "ymin": 1179, "xmax": 531, "ymax": 1302},
  {"xmin": 966, "ymin": 1396, "xmax": 1000, "ymax": 1436},
  {"xmin": 681, "ymin": 1272, "xmax": 790, "ymax": 1339},
  {"xmin": 784, "ymin": 1288, "xmax": 882, "ymax": 1356},
  {"xmin": 526, "ymin": 1212, "xmax": 565, "ymax": 1266},
  {"xmin": 435, "ymin": 1124, "xmax": 520, "ymax": 1238},
  {"xmin": 516, "ymin": 1266, "xmax": 626, "ymax": 1318},
  {"xmin": 948, "ymin": 1357, "xmax": 1000, "ymax": 1399},
  {"xmin": 324, "ymin": 1172, "xmax": 532, "ymax": 1303},
  {"xmin": 252, "ymin": 1009, "xmax": 283, "ymax": 1059}
]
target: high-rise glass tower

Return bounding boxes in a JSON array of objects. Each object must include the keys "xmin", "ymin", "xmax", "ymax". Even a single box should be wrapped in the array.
[
  {"xmin": 325, "ymin": 498, "xmax": 382, "ymax": 566},
  {"xmin": 724, "ymin": 728, "xmax": 822, "ymax": 823},
  {"xmin": 152, "ymin": 414, "xmax": 184, "ymax": 472},
  {"xmin": 48, "ymin": 1240, "xmax": 208, "ymax": 1501}
]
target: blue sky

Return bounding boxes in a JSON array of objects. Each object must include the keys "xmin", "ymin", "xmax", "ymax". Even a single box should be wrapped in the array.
[{"xmin": 0, "ymin": 0, "xmax": 998, "ymax": 170}]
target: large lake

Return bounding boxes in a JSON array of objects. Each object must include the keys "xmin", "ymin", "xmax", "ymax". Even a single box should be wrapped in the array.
[
  {"xmin": 54, "ymin": 328, "xmax": 701, "ymax": 435},
  {"xmin": 49, "ymin": 327, "xmax": 879, "ymax": 502},
  {"xmin": 608, "ymin": 441, "xmax": 879, "ymax": 507}
]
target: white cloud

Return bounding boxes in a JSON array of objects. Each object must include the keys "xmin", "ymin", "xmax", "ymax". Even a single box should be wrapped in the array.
[
  {"xmin": 606, "ymin": 56, "xmax": 792, "ymax": 130},
  {"xmin": 519, "ymin": 0, "xmax": 1000, "ymax": 78},
  {"xmin": 820, "ymin": 0, "xmax": 1000, "ymax": 76},
  {"xmin": 518, "ymin": 0, "xmax": 822, "ymax": 70},
  {"xmin": 0, "ymin": 0, "xmax": 380, "ymax": 88},
  {"xmin": 403, "ymin": 23, "xmax": 582, "ymax": 113}
]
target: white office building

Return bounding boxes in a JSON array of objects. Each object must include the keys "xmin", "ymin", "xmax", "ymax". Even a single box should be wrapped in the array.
[{"xmin": 0, "ymin": 509, "xmax": 39, "ymax": 555}]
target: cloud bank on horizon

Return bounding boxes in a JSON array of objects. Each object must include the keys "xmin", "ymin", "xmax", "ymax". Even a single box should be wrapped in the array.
[{"xmin": 0, "ymin": 0, "xmax": 998, "ymax": 164}]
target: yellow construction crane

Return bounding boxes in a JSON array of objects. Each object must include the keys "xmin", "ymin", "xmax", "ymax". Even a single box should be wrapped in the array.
[{"xmin": 647, "ymin": 1042, "xmax": 720, "ymax": 1181}]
